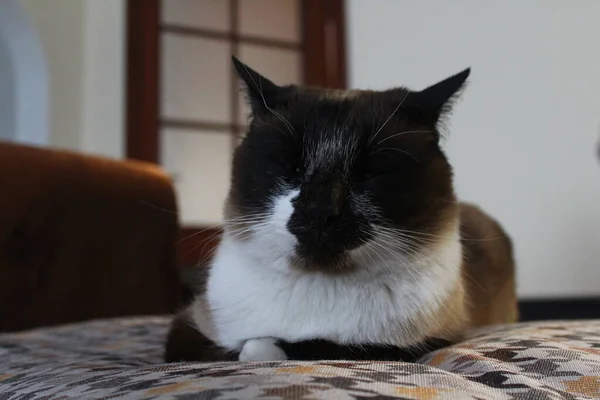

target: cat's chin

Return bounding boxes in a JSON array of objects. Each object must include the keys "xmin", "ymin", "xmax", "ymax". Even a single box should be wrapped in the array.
[{"xmin": 290, "ymin": 251, "xmax": 357, "ymax": 275}]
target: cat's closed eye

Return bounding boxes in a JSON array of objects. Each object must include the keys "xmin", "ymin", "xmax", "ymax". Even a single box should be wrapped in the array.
[
  {"xmin": 355, "ymin": 157, "xmax": 402, "ymax": 182},
  {"xmin": 262, "ymin": 150, "xmax": 299, "ymax": 176},
  {"xmin": 356, "ymin": 167, "xmax": 388, "ymax": 180},
  {"xmin": 356, "ymin": 170, "xmax": 399, "ymax": 188}
]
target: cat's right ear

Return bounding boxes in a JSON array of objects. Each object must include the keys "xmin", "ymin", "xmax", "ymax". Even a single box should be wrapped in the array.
[
  {"xmin": 232, "ymin": 56, "xmax": 286, "ymax": 114},
  {"xmin": 405, "ymin": 68, "xmax": 470, "ymax": 125}
]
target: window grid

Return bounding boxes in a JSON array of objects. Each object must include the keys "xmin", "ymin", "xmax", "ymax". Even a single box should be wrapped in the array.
[{"xmin": 159, "ymin": 0, "xmax": 303, "ymax": 154}]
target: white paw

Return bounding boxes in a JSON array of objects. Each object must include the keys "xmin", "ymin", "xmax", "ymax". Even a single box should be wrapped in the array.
[{"xmin": 238, "ymin": 338, "xmax": 288, "ymax": 362}]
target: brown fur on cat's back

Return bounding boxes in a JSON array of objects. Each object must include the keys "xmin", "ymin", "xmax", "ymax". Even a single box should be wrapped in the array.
[{"xmin": 460, "ymin": 202, "xmax": 518, "ymax": 327}]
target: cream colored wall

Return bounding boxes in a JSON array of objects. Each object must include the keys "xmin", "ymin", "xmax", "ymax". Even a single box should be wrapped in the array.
[{"xmin": 18, "ymin": 0, "xmax": 124, "ymax": 159}]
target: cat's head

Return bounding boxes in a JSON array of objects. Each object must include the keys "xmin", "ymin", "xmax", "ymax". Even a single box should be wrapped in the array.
[{"xmin": 225, "ymin": 56, "xmax": 469, "ymax": 274}]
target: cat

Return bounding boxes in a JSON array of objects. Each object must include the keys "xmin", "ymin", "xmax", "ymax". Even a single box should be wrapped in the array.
[{"xmin": 164, "ymin": 56, "xmax": 518, "ymax": 363}]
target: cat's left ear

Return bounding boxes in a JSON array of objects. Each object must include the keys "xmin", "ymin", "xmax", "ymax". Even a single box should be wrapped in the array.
[
  {"xmin": 408, "ymin": 68, "xmax": 470, "ymax": 123},
  {"xmin": 232, "ymin": 56, "xmax": 289, "ymax": 115}
]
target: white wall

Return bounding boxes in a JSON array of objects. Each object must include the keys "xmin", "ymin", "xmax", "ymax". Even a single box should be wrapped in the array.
[
  {"xmin": 347, "ymin": 0, "xmax": 600, "ymax": 299},
  {"xmin": 81, "ymin": 0, "xmax": 125, "ymax": 158},
  {"xmin": 0, "ymin": 0, "xmax": 48, "ymax": 146},
  {"xmin": 17, "ymin": 0, "xmax": 125, "ymax": 158}
]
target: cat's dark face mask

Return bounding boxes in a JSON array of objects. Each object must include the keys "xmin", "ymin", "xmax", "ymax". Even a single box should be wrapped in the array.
[{"xmin": 226, "ymin": 56, "xmax": 468, "ymax": 273}]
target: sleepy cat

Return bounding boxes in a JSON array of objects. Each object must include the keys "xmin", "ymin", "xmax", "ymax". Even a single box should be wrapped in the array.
[{"xmin": 164, "ymin": 57, "xmax": 518, "ymax": 362}]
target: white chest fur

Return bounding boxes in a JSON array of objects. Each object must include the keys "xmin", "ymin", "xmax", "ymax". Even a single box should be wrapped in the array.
[
  {"xmin": 204, "ymin": 235, "xmax": 462, "ymax": 351},
  {"xmin": 199, "ymin": 191, "xmax": 463, "ymax": 351}
]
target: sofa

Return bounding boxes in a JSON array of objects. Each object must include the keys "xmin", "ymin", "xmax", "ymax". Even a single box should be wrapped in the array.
[{"xmin": 1, "ymin": 142, "xmax": 599, "ymax": 399}]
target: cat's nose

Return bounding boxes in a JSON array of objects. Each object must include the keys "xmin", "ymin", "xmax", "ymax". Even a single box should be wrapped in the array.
[
  {"xmin": 296, "ymin": 178, "xmax": 346, "ymax": 228},
  {"xmin": 305, "ymin": 200, "xmax": 341, "ymax": 226}
]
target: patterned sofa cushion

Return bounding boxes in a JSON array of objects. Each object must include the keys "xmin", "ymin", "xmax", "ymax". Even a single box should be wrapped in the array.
[{"xmin": 1, "ymin": 317, "xmax": 599, "ymax": 399}]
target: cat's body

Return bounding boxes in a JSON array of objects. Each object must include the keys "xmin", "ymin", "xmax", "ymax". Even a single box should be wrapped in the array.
[{"xmin": 165, "ymin": 58, "xmax": 517, "ymax": 362}]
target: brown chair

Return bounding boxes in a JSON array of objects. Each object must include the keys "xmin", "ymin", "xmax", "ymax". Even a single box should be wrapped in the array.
[{"xmin": 0, "ymin": 142, "xmax": 181, "ymax": 332}]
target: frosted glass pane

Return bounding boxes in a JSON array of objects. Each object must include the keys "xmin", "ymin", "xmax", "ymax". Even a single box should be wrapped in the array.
[
  {"xmin": 162, "ymin": 0, "xmax": 229, "ymax": 32},
  {"xmin": 237, "ymin": 45, "xmax": 302, "ymax": 125},
  {"xmin": 162, "ymin": 34, "xmax": 231, "ymax": 123},
  {"xmin": 238, "ymin": 0, "xmax": 300, "ymax": 42},
  {"xmin": 161, "ymin": 129, "xmax": 232, "ymax": 225}
]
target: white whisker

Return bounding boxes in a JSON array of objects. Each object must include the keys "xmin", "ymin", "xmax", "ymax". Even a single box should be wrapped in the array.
[
  {"xmin": 368, "ymin": 91, "xmax": 410, "ymax": 145},
  {"xmin": 370, "ymin": 147, "xmax": 421, "ymax": 163}
]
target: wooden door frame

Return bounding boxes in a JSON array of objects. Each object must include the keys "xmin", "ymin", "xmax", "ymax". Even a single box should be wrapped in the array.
[
  {"xmin": 125, "ymin": 0, "xmax": 347, "ymax": 266},
  {"xmin": 126, "ymin": 0, "xmax": 161, "ymax": 164}
]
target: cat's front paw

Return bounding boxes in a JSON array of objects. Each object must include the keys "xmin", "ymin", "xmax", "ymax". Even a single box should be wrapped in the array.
[{"xmin": 239, "ymin": 338, "xmax": 288, "ymax": 362}]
